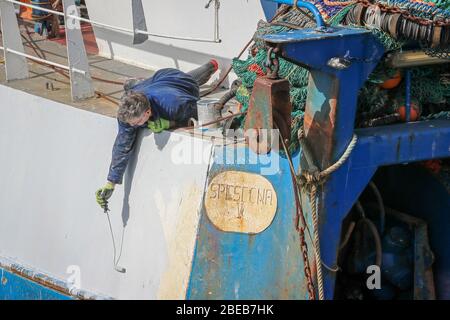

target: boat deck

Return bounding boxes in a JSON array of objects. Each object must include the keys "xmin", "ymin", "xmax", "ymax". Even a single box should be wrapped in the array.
[{"xmin": 0, "ymin": 22, "xmax": 230, "ymax": 120}]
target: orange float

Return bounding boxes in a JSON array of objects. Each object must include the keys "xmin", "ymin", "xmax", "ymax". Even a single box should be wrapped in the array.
[
  {"xmin": 397, "ymin": 101, "xmax": 421, "ymax": 122},
  {"xmin": 380, "ymin": 70, "xmax": 402, "ymax": 89}
]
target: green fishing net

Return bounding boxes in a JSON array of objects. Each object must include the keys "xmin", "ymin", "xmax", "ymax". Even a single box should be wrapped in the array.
[{"xmin": 231, "ymin": 2, "xmax": 449, "ymax": 152}]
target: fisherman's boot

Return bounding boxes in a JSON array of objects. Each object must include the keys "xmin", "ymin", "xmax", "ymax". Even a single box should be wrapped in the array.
[{"xmin": 187, "ymin": 59, "xmax": 219, "ymax": 86}]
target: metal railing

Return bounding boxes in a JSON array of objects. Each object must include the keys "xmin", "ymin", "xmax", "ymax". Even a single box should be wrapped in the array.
[
  {"xmin": 7, "ymin": 0, "xmax": 222, "ymax": 43},
  {"xmin": 0, "ymin": 0, "xmax": 222, "ymax": 101}
]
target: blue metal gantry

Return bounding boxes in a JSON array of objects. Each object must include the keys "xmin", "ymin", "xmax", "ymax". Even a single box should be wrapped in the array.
[
  {"xmin": 188, "ymin": 2, "xmax": 449, "ymax": 299},
  {"xmin": 260, "ymin": 23, "xmax": 450, "ymax": 299}
]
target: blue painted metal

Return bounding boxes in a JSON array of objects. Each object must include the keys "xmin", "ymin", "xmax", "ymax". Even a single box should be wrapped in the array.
[
  {"xmin": 187, "ymin": 120, "xmax": 450, "ymax": 299},
  {"xmin": 261, "ymin": 26, "xmax": 450, "ymax": 299},
  {"xmin": 187, "ymin": 22, "xmax": 449, "ymax": 299},
  {"xmin": 0, "ymin": 256, "xmax": 110, "ymax": 300},
  {"xmin": 265, "ymin": 30, "xmax": 385, "ymax": 297},
  {"xmin": 405, "ymin": 69, "xmax": 411, "ymax": 122},
  {"xmin": 0, "ymin": 268, "xmax": 71, "ymax": 300},
  {"xmin": 260, "ymin": 0, "xmax": 279, "ymax": 21},
  {"xmin": 266, "ymin": 0, "xmax": 325, "ymax": 27},
  {"xmin": 187, "ymin": 146, "xmax": 316, "ymax": 299}
]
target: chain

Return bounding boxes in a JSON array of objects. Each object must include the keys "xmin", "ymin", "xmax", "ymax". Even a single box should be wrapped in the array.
[
  {"xmin": 357, "ymin": 0, "xmax": 450, "ymax": 26},
  {"xmin": 280, "ymin": 136, "xmax": 316, "ymax": 300},
  {"xmin": 264, "ymin": 47, "xmax": 280, "ymax": 79}
]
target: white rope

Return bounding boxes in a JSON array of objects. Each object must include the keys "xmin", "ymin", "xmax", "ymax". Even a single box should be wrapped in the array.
[
  {"xmin": 320, "ymin": 134, "xmax": 358, "ymax": 178},
  {"xmin": 300, "ymin": 132, "xmax": 358, "ymax": 300}
]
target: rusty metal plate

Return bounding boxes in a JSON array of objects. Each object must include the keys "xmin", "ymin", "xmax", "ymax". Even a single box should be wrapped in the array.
[
  {"xmin": 204, "ymin": 171, "xmax": 278, "ymax": 234},
  {"xmin": 244, "ymin": 77, "xmax": 292, "ymax": 154}
]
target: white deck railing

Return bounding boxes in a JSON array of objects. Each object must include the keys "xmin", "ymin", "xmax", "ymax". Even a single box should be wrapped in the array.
[{"xmin": 0, "ymin": 0, "xmax": 221, "ymax": 101}]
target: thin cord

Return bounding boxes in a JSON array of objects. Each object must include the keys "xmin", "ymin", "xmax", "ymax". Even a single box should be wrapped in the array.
[{"xmin": 105, "ymin": 211, "xmax": 119, "ymax": 268}]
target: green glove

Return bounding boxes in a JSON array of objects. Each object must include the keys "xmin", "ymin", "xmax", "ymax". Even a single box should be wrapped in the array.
[
  {"xmin": 147, "ymin": 117, "xmax": 170, "ymax": 133},
  {"xmin": 95, "ymin": 181, "xmax": 115, "ymax": 211}
]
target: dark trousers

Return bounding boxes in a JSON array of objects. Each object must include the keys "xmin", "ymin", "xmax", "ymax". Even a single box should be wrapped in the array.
[{"xmin": 187, "ymin": 61, "xmax": 217, "ymax": 87}]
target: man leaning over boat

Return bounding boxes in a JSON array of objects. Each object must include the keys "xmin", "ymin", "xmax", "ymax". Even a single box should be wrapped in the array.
[{"xmin": 95, "ymin": 60, "xmax": 219, "ymax": 210}]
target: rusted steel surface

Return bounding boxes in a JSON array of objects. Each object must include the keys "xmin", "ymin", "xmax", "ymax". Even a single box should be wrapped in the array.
[
  {"xmin": 244, "ymin": 76, "xmax": 292, "ymax": 154},
  {"xmin": 303, "ymin": 71, "xmax": 339, "ymax": 170}
]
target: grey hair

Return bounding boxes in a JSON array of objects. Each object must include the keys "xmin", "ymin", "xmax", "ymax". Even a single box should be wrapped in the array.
[{"xmin": 117, "ymin": 92, "xmax": 150, "ymax": 122}]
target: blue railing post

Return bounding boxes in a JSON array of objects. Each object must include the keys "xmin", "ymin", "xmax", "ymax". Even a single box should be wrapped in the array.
[{"xmin": 405, "ymin": 69, "xmax": 411, "ymax": 122}]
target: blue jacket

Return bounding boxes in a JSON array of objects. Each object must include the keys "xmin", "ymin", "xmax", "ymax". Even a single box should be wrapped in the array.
[{"xmin": 107, "ymin": 68, "xmax": 199, "ymax": 184}]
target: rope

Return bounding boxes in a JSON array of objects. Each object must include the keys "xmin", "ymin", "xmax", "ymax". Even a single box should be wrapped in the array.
[
  {"xmin": 297, "ymin": 129, "xmax": 358, "ymax": 300},
  {"xmin": 319, "ymin": 134, "xmax": 358, "ymax": 178},
  {"xmin": 324, "ymin": 0, "xmax": 356, "ymax": 6},
  {"xmin": 309, "ymin": 184, "xmax": 325, "ymax": 300}
]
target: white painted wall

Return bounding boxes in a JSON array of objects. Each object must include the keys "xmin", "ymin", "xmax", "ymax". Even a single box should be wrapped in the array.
[
  {"xmin": 0, "ymin": 85, "xmax": 213, "ymax": 299},
  {"xmin": 84, "ymin": 0, "xmax": 267, "ymax": 86}
]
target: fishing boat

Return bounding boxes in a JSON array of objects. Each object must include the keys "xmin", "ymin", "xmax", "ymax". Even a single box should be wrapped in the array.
[{"xmin": 0, "ymin": 0, "xmax": 449, "ymax": 300}]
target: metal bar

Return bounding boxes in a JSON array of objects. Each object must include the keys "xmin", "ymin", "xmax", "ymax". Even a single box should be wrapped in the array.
[
  {"xmin": 71, "ymin": 15, "xmax": 221, "ymax": 43},
  {"xmin": 131, "ymin": 0, "xmax": 148, "ymax": 45},
  {"xmin": 0, "ymin": 0, "xmax": 29, "ymax": 80},
  {"xmin": 71, "ymin": 12, "xmax": 221, "ymax": 43},
  {"xmin": 405, "ymin": 69, "xmax": 411, "ymax": 122},
  {"xmin": 63, "ymin": 0, "xmax": 95, "ymax": 101},
  {"xmin": 5, "ymin": 47, "xmax": 86, "ymax": 75},
  {"xmin": 4, "ymin": 0, "xmax": 221, "ymax": 43},
  {"xmin": 134, "ymin": 29, "xmax": 221, "ymax": 43},
  {"xmin": 214, "ymin": 0, "xmax": 220, "ymax": 42},
  {"xmin": 352, "ymin": 120, "xmax": 450, "ymax": 168},
  {"xmin": 69, "ymin": 14, "xmax": 134, "ymax": 34},
  {"xmin": 387, "ymin": 50, "xmax": 449, "ymax": 68}
]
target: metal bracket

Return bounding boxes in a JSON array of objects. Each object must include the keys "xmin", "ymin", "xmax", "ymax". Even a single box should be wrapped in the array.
[
  {"xmin": 132, "ymin": 0, "xmax": 148, "ymax": 45},
  {"xmin": 0, "ymin": 0, "xmax": 29, "ymax": 81},
  {"xmin": 62, "ymin": 0, "xmax": 95, "ymax": 101}
]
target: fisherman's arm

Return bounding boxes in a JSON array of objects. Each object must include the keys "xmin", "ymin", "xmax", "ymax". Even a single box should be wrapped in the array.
[{"xmin": 96, "ymin": 120, "xmax": 138, "ymax": 209}]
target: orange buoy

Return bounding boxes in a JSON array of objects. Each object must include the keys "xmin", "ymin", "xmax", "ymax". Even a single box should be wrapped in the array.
[
  {"xmin": 397, "ymin": 101, "xmax": 421, "ymax": 122},
  {"xmin": 380, "ymin": 71, "xmax": 402, "ymax": 89}
]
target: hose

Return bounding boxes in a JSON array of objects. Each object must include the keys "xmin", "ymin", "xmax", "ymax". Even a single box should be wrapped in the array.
[
  {"xmin": 213, "ymin": 79, "xmax": 241, "ymax": 111},
  {"xmin": 368, "ymin": 181, "xmax": 386, "ymax": 235},
  {"xmin": 354, "ymin": 201, "xmax": 383, "ymax": 268},
  {"xmin": 359, "ymin": 218, "xmax": 383, "ymax": 268},
  {"xmin": 339, "ymin": 221, "xmax": 357, "ymax": 250}
]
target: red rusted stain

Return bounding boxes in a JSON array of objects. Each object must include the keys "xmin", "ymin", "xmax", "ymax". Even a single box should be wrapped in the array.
[
  {"xmin": 304, "ymin": 77, "xmax": 339, "ymax": 169},
  {"xmin": 3, "ymin": 264, "xmax": 87, "ymax": 300},
  {"xmin": 245, "ymin": 77, "xmax": 292, "ymax": 154}
]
